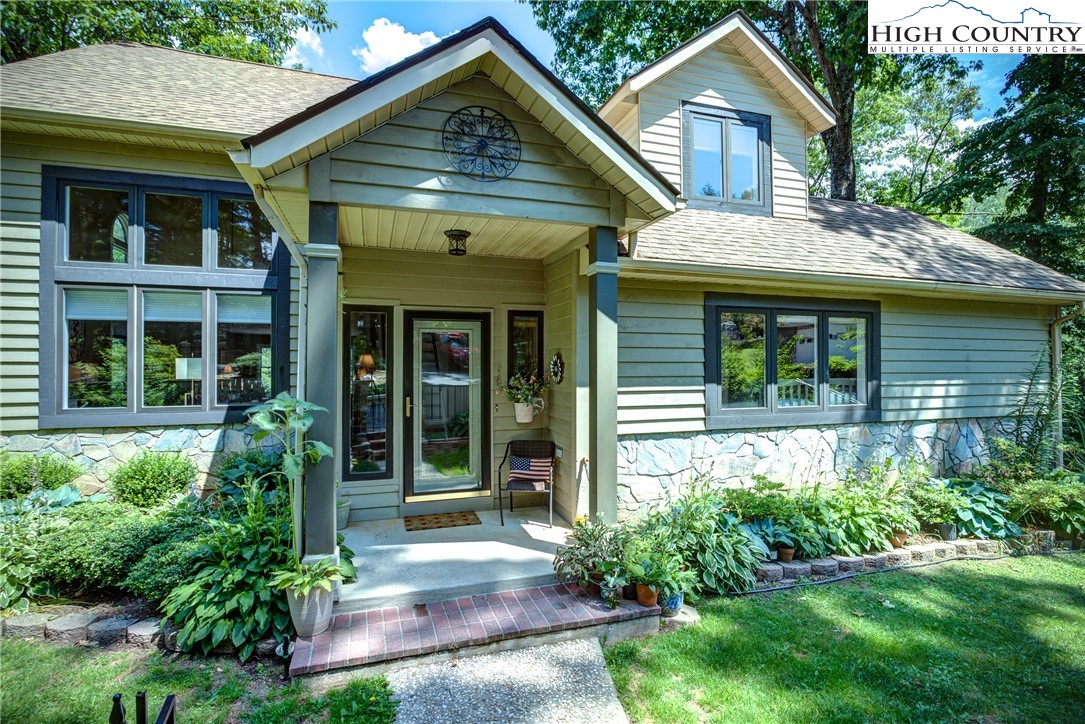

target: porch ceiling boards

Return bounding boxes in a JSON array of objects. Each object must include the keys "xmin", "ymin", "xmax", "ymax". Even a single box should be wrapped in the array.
[{"xmin": 338, "ymin": 206, "xmax": 586, "ymax": 259}]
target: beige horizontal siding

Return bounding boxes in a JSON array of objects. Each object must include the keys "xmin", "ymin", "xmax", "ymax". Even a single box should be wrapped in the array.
[
  {"xmin": 880, "ymin": 299, "xmax": 1050, "ymax": 422},
  {"xmin": 616, "ymin": 280, "xmax": 1053, "ymax": 434},
  {"xmin": 0, "ymin": 221, "xmax": 41, "ymax": 431},
  {"xmin": 324, "ymin": 77, "xmax": 615, "ymax": 227},
  {"xmin": 636, "ymin": 39, "xmax": 809, "ymax": 219},
  {"xmin": 544, "ymin": 251, "xmax": 580, "ymax": 521}
]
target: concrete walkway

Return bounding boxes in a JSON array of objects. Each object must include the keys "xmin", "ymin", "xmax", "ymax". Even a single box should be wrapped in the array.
[{"xmin": 387, "ymin": 638, "xmax": 628, "ymax": 724}]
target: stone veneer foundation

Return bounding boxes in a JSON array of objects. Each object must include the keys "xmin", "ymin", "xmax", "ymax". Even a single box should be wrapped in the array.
[
  {"xmin": 617, "ymin": 417, "xmax": 1012, "ymax": 519},
  {"xmin": 0, "ymin": 424, "xmax": 261, "ymax": 495}
]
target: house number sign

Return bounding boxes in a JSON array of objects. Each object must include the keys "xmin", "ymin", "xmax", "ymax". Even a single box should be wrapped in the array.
[{"xmin": 442, "ymin": 106, "xmax": 521, "ymax": 181}]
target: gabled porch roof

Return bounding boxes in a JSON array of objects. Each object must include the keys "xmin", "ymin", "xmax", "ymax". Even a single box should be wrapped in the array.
[{"xmin": 233, "ymin": 17, "xmax": 678, "ymax": 231}]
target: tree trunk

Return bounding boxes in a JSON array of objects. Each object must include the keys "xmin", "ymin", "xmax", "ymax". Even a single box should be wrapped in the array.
[{"xmin": 822, "ymin": 119, "xmax": 856, "ymax": 200}]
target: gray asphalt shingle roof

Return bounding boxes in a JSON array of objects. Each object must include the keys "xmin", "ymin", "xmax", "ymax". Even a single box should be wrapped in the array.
[
  {"xmin": 633, "ymin": 198, "xmax": 1085, "ymax": 296},
  {"xmin": 0, "ymin": 42, "xmax": 356, "ymax": 137}
]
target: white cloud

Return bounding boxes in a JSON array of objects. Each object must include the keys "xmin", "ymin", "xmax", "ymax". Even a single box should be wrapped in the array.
[
  {"xmin": 955, "ymin": 116, "xmax": 992, "ymax": 132},
  {"xmin": 352, "ymin": 18, "xmax": 442, "ymax": 76},
  {"xmin": 283, "ymin": 26, "xmax": 324, "ymax": 67}
]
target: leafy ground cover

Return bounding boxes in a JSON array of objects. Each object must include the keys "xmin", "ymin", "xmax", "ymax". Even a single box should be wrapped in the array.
[
  {"xmin": 0, "ymin": 640, "xmax": 397, "ymax": 723},
  {"xmin": 607, "ymin": 554, "xmax": 1085, "ymax": 723}
]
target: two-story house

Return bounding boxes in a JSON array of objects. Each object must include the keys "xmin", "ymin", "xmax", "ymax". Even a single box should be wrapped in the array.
[{"xmin": 2, "ymin": 13, "xmax": 1083, "ymax": 572}]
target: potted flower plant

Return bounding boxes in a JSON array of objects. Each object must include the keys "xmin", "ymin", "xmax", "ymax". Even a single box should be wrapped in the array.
[
  {"xmin": 884, "ymin": 502, "xmax": 920, "ymax": 548},
  {"xmin": 553, "ymin": 515, "xmax": 627, "ymax": 599},
  {"xmin": 270, "ymin": 558, "xmax": 344, "ymax": 637},
  {"xmin": 498, "ymin": 373, "xmax": 550, "ymax": 423},
  {"xmin": 623, "ymin": 536, "xmax": 694, "ymax": 611},
  {"xmin": 748, "ymin": 519, "xmax": 797, "ymax": 562}
]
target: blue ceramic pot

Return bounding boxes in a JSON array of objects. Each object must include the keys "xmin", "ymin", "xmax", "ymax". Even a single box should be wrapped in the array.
[{"xmin": 660, "ymin": 591, "xmax": 684, "ymax": 618}]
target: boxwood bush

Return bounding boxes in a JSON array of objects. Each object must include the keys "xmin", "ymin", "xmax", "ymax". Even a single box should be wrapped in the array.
[
  {"xmin": 0, "ymin": 452, "xmax": 84, "ymax": 500},
  {"xmin": 111, "ymin": 452, "xmax": 197, "ymax": 507}
]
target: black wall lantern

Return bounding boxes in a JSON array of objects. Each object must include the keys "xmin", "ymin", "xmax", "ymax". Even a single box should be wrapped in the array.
[{"xmin": 445, "ymin": 228, "xmax": 470, "ymax": 257}]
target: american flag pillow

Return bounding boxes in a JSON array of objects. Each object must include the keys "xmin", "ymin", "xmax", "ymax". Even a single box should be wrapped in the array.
[{"xmin": 509, "ymin": 455, "xmax": 550, "ymax": 481}]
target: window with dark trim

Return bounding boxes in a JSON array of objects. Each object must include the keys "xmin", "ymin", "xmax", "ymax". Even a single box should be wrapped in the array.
[
  {"xmin": 39, "ymin": 166, "xmax": 290, "ymax": 428},
  {"xmin": 507, "ymin": 310, "xmax": 544, "ymax": 379},
  {"xmin": 343, "ymin": 306, "xmax": 392, "ymax": 481},
  {"xmin": 705, "ymin": 294, "xmax": 880, "ymax": 429},
  {"xmin": 682, "ymin": 102, "xmax": 772, "ymax": 215}
]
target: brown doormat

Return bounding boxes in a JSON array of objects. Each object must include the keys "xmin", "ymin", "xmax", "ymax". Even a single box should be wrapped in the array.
[{"xmin": 403, "ymin": 511, "xmax": 482, "ymax": 532}]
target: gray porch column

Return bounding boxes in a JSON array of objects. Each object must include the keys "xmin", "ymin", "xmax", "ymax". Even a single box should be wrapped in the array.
[
  {"xmin": 588, "ymin": 226, "xmax": 619, "ymax": 522},
  {"xmin": 303, "ymin": 202, "xmax": 340, "ymax": 558}
]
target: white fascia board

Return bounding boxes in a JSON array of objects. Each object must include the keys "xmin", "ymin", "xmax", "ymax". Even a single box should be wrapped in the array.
[
  {"xmin": 735, "ymin": 25, "xmax": 836, "ymax": 132},
  {"xmin": 247, "ymin": 35, "xmax": 494, "ymax": 169},
  {"xmin": 487, "ymin": 39, "xmax": 675, "ymax": 214}
]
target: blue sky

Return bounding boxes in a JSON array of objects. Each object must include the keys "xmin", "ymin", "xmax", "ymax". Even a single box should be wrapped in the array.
[{"xmin": 288, "ymin": 1, "xmax": 1019, "ymax": 119}]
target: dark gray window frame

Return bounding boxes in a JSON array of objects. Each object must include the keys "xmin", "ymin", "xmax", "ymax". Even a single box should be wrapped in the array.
[
  {"xmin": 705, "ymin": 293, "xmax": 881, "ymax": 430},
  {"xmin": 39, "ymin": 166, "xmax": 290, "ymax": 429},
  {"xmin": 342, "ymin": 305, "xmax": 394, "ymax": 483},
  {"xmin": 682, "ymin": 102, "xmax": 773, "ymax": 216}
]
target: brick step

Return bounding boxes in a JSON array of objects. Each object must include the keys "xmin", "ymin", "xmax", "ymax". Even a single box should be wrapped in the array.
[{"xmin": 290, "ymin": 583, "xmax": 659, "ymax": 677}]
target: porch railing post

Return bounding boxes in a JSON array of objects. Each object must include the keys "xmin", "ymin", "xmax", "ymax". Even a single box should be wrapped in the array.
[
  {"xmin": 587, "ymin": 225, "xmax": 619, "ymax": 523},
  {"xmin": 303, "ymin": 201, "xmax": 340, "ymax": 559}
]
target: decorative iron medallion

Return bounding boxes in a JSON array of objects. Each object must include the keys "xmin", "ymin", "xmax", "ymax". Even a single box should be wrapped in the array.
[
  {"xmin": 442, "ymin": 106, "xmax": 521, "ymax": 182},
  {"xmin": 550, "ymin": 351, "xmax": 565, "ymax": 385}
]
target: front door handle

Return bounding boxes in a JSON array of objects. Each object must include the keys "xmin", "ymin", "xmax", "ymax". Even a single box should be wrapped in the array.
[{"xmin": 405, "ymin": 396, "xmax": 412, "ymax": 418}]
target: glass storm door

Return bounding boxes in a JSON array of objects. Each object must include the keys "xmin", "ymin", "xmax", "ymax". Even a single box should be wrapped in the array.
[{"xmin": 403, "ymin": 312, "xmax": 490, "ymax": 499}]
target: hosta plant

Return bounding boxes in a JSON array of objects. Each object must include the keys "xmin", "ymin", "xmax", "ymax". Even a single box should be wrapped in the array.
[{"xmin": 950, "ymin": 480, "xmax": 1021, "ymax": 539}]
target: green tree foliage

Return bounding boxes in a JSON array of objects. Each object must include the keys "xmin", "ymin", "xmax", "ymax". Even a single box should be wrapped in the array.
[
  {"xmin": 527, "ymin": 1, "xmax": 960, "ymax": 201},
  {"xmin": 929, "ymin": 56, "xmax": 1085, "ymax": 279},
  {"xmin": 0, "ymin": 0, "xmax": 335, "ymax": 65}
]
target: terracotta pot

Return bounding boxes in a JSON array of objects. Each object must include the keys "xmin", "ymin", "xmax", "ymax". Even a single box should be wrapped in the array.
[
  {"xmin": 890, "ymin": 530, "xmax": 908, "ymax": 548},
  {"xmin": 635, "ymin": 583, "xmax": 659, "ymax": 607},
  {"xmin": 622, "ymin": 583, "xmax": 638, "ymax": 600},
  {"xmin": 285, "ymin": 586, "xmax": 333, "ymax": 638},
  {"xmin": 777, "ymin": 546, "xmax": 796, "ymax": 563},
  {"xmin": 513, "ymin": 402, "xmax": 535, "ymax": 423}
]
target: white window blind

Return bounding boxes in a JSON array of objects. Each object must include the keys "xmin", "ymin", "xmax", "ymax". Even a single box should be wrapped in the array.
[
  {"xmin": 217, "ymin": 294, "xmax": 271, "ymax": 324},
  {"xmin": 145, "ymin": 291, "xmax": 202, "ymax": 322},
  {"xmin": 65, "ymin": 288, "xmax": 127, "ymax": 320}
]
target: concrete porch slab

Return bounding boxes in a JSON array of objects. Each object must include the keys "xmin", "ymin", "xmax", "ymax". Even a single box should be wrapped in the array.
[{"xmin": 338, "ymin": 507, "xmax": 570, "ymax": 612}]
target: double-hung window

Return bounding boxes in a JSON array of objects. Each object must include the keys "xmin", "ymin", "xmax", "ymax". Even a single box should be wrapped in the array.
[
  {"xmin": 705, "ymin": 294, "xmax": 880, "ymax": 428},
  {"xmin": 683, "ymin": 102, "xmax": 771, "ymax": 213},
  {"xmin": 40, "ymin": 167, "xmax": 289, "ymax": 428}
]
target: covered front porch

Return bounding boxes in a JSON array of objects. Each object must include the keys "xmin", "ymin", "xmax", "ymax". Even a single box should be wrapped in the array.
[
  {"xmin": 228, "ymin": 18, "xmax": 677, "ymax": 572},
  {"xmin": 337, "ymin": 506, "xmax": 569, "ymax": 612}
]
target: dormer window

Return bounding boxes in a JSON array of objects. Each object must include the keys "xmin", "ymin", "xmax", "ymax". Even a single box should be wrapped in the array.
[{"xmin": 683, "ymin": 103, "xmax": 771, "ymax": 214}]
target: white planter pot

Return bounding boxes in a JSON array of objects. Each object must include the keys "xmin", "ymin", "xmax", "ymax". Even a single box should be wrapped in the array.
[
  {"xmin": 286, "ymin": 585, "xmax": 334, "ymax": 637},
  {"xmin": 336, "ymin": 498, "xmax": 351, "ymax": 530},
  {"xmin": 513, "ymin": 402, "xmax": 535, "ymax": 423}
]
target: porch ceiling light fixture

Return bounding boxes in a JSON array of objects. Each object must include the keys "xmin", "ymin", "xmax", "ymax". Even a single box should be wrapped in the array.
[{"xmin": 445, "ymin": 229, "xmax": 470, "ymax": 257}]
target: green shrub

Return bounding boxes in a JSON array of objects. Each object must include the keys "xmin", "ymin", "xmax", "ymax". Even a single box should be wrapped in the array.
[
  {"xmin": 36, "ymin": 503, "xmax": 161, "ymax": 591},
  {"xmin": 121, "ymin": 497, "xmax": 211, "ymax": 600},
  {"xmin": 0, "ymin": 452, "xmax": 83, "ymax": 500},
  {"xmin": 950, "ymin": 480, "xmax": 1021, "ymax": 539},
  {"xmin": 717, "ymin": 477, "xmax": 799, "ymax": 522},
  {"xmin": 163, "ymin": 481, "xmax": 294, "ymax": 661},
  {"xmin": 214, "ymin": 448, "xmax": 284, "ymax": 502},
  {"xmin": 907, "ymin": 480, "xmax": 969, "ymax": 526},
  {"xmin": 645, "ymin": 480, "xmax": 767, "ymax": 595},
  {"xmin": 111, "ymin": 451, "xmax": 197, "ymax": 507},
  {"xmin": 1004, "ymin": 471, "xmax": 1085, "ymax": 536}
]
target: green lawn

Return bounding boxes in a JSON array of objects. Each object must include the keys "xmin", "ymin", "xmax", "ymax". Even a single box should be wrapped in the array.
[
  {"xmin": 607, "ymin": 554, "xmax": 1085, "ymax": 723},
  {"xmin": 0, "ymin": 641, "xmax": 396, "ymax": 723}
]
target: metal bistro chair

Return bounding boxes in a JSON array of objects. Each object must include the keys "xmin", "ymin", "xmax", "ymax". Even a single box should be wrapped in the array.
[{"xmin": 497, "ymin": 439, "xmax": 556, "ymax": 527}]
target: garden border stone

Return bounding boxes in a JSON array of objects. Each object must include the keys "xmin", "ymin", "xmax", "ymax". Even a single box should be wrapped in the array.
[
  {"xmin": 809, "ymin": 558, "xmax": 840, "ymax": 576},
  {"xmin": 756, "ymin": 563, "xmax": 784, "ymax": 583},
  {"xmin": 778, "ymin": 561, "xmax": 811, "ymax": 579},
  {"xmin": 887, "ymin": 549, "xmax": 912, "ymax": 566},
  {"xmin": 45, "ymin": 613, "xmax": 99, "ymax": 644},
  {"xmin": 952, "ymin": 540, "xmax": 978, "ymax": 556},
  {"xmin": 88, "ymin": 617, "xmax": 137, "ymax": 646},
  {"xmin": 930, "ymin": 543, "xmax": 955, "ymax": 559},
  {"xmin": 2, "ymin": 613, "xmax": 53, "ymax": 639},
  {"xmin": 909, "ymin": 545, "xmax": 937, "ymax": 563},
  {"xmin": 832, "ymin": 555, "xmax": 865, "ymax": 573},
  {"xmin": 863, "ymin": 553, "xmax": 889, "ymax": 570},
  {"xmin": 127, "ymin": 618, "xmax": 163, "ymax": 649},
  {"xmin": 975, "ymin": 539, "xmax": 999, "ymax": 555}
]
